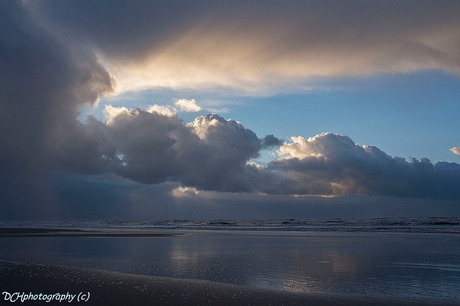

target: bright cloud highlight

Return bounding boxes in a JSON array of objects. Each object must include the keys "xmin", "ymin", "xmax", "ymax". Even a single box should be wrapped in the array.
[
  {"xmin": 146, "ymin": 104, "xmax": 176, "ymax": 117},
  {"xmin": 175, "ymin": 99, "xmax": 201, "ymax": 112},
  {"xmin": 451, "ymin": 147, "xmax": 460, "ymax": 156}
]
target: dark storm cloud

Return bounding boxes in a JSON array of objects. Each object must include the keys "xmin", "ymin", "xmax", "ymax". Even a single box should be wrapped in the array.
[
  {"xmin": 23, "ymin": 0, "xmax": 460, "ymax": 92},
  {"xmin": 0, "ymin": 1, "xmax": 116, "ymax": 174},
  {"xmin": 0, "ymin": 1, "xmax": 115, "ymax": 216},
  {"xmin": 24, "ymin": 0, "xmax": 206, "ymax": 59}
]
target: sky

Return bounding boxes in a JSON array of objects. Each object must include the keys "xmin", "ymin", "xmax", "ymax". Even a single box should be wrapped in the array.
[{"xmin": 1, "ymin": 0, "xmax": 460, "ymax": 220}]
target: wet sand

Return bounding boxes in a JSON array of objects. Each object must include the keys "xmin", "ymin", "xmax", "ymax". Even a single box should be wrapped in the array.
[
  {"xmin": 0, "ymin": 228, "xmax": 175, "ymax": 238},
  {"xmin": 0, "ymin": 260, "xmax": 452, "ymax": 305}
]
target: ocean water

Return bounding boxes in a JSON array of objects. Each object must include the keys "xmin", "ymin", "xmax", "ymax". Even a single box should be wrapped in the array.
[
  {"xmin": 2, "ymin": 216, "xmax": 459, "ymax": 234},
  {"xmin": 1, "ymin": 217, "xmax": 460, "ymax": 303}
]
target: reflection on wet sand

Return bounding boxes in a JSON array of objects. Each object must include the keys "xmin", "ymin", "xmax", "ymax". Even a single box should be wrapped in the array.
[{"xmin": 0, "ymin": 231, "xmax": 459, "ymax": 302}]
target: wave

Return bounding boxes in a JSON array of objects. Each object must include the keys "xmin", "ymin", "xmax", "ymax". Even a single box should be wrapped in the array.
[{"xmin": 1, "ymin": 217, "xmax": 459, "ymax": 234}]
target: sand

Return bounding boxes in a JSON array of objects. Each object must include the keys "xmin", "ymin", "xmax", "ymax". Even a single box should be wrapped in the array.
[
  {"xmin": 0, "ymin": 260, "xmax": 454, "ymax": 305},
  {"xmin": 0, "ymin": 228, "xmax": 175, "ymax": 238}
]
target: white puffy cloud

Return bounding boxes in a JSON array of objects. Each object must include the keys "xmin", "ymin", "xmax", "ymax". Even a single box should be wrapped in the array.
[
  {"xmin": 187, "ymin": 114, "xmax": 243, "ymax": 140},
  {"xmin": 145, "ymin": 104, "xmax": 176, "ymax": 117},
  {"xmin": 450, "ymin": 147, "xmax": 460, "ymax": 156},
  {"xmin": 105, "ymin": 104, "xmax": 175, "ymax": 125},
  {"xmin": 175, "ymin": 99, "xmax": 201, "ymax": 112}
]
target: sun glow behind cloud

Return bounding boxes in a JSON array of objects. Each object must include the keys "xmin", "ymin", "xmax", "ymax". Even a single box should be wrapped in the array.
[
  {"xmin": 22, "ymin": 0, "xmax": 460, "ymax": 97},
  {"xmin": 91, "ymin": 5, "xmax": 460, "ymax": 95}
]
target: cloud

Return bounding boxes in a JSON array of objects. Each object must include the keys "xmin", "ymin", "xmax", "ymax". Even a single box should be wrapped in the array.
[
  {"xmin": 97, "ymin": 108, "xmax": 185, "ymax": 184},
  {"xmin": 266, "ymin": 133, "xmax": 460, "ymax": 198},
  {"xmin": 179, "ymin": 114, "xmax": 261, "ymax": 191},
  {"xmin": 57, "ymin": 110, "xmax": 262, "ymax": 191},
  {"xmin": 171, "ymin": 186, "xmax": 200, "ymax": 198},
  {"xmin": 262, "ymin": 135, "xmax": 284, "ymax": 148},
  {"xmin": 145, "ymin": 104, "xmax": 176, "ymax": 117},
  {"xmin": 50, "ymin": 106, "xmax": 460, "ymax": 199},
  {"xmin": 25, "ymin": 0, "xmax": 460, "ymax": 93},
  {"xmin": 0, "ymin": 1, "xmax": 117, "ymax": 217},
  {"xmin": 104, "ymin": 105, "xmax": 130, "ymax": 124},
  {"xmin": 0, "ymin": 1, "xmax": 116, "ymax": 174},
  {"xmin": 450, "ymin": 147, "xmax": 460, "ymax": 156},
  {"xmin": 174, "ymin": 99, "xmax": 201, "ymax": 112},
  {"xmin": 2, "ymin": 1, "xmax": 460, "ymax": 220}
]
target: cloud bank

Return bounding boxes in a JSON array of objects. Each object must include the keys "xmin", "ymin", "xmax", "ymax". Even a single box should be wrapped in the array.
[
  {"xmin": 45, "ymin": 106, "xmax": 460, "ymax": 199},
  {"xmin": 267, "ymin": 133, "xmax": 460, "ymax": 198},
  {"xmin": 25, "ymin": 0, "xmax": 460, "ymax": 93}
]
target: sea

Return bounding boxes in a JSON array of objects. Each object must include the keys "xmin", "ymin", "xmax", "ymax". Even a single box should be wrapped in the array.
[{"xmin": 1, "ymin": 217, "xmax": 460, "ymax": 303}]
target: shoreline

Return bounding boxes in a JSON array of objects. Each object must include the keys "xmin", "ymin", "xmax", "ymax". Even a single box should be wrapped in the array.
[
  {"xmin": 0, "ymin": 260, "xmax": 455, "ymax": 305},
  {"xmin": 0, "ymin": 228, "xmax": 176, "ymax": 238}
]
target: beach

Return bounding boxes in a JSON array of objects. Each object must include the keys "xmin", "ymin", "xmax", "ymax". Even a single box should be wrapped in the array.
[
  {"xmin": 1, "ymin": 221, "xmax": 460, "ymax": 305},
  {"xmin": 0, "ymin": 260, "xmax": 448, "ymax": 305}
]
